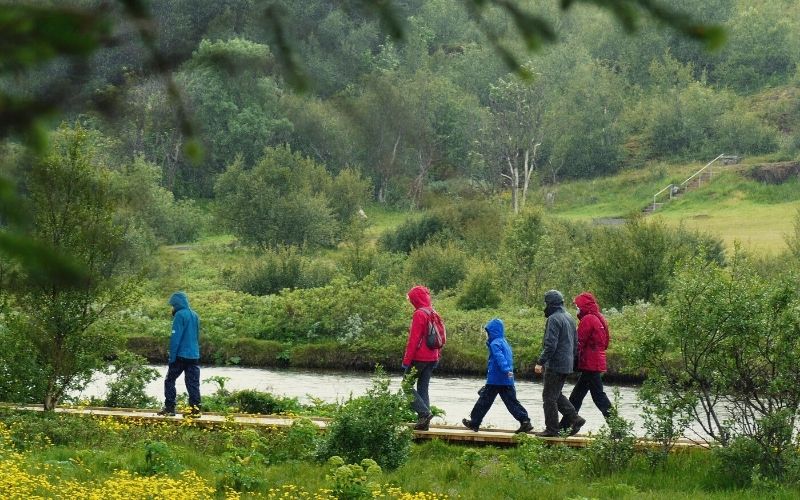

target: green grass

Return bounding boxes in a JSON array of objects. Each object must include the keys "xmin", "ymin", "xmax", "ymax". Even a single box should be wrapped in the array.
[
  {"xmin": 544, "ymin": 161, "xmax": 800, "ymax": 255},
  {"xmin": 5, "ymin": 412, "xmax": 800, "ymax": 499}
]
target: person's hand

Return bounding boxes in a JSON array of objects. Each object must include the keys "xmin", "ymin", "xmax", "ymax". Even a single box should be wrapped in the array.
[{"xmin": 534, "ymin": 364, "xmax": 543, "ymax": 375}]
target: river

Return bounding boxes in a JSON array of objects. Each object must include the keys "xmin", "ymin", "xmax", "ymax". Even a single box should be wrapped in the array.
[{"xmin": 78, "ymin": 365, "xmax": 648, "ymax": 434}]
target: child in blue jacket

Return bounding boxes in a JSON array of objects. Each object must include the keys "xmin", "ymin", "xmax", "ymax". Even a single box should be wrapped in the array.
[{"xmin": 462, "ymin": 318, "xmax": 533, "ymax": 433}]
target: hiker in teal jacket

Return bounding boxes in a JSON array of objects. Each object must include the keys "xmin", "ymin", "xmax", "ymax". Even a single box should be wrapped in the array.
[
  {"xmin": 157, "ymin": 291, "xmax": 201, "ymax": 417},
  {"xmin": 462, "ymin": 318, "xmax": 532, "ymax": 434}
]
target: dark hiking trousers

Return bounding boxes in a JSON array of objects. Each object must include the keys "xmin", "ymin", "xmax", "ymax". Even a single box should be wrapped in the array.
[
  {"xmin": 542, "ymin": 368, "xmax": 578, "ymax": 434},
  {"xmin": 405, "ymin": 360, "xmax": 438, "ymax": 417},
  {"xmin": 469, "ymin": 384, "xmax": 529, "ymax": 426},
  {"xmin": 569, "ymin": 371, "xmax": 611, "ymax": 418},
  {"xmin": 164, "ymin": 357, "xmax": 201, "ymax": 411}
]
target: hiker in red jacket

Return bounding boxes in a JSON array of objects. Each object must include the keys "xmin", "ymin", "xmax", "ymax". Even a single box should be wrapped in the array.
[
  {"xmin": 402, "ymin": 285, "xmax": 444, "ymax": 431},
  {"xmin": 562, "ymin": 292, "xmax": 612, "ymax": 428}
]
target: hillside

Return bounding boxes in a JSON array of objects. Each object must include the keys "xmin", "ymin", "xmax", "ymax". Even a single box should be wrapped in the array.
[{"xmin": 543, "ymin": 158, "xmax": 800, "ymax": 255}]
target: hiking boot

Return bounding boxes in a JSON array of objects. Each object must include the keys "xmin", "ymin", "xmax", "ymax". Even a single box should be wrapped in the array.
[
  {"xmin": 156, "ymin": 408, "xmax": 176, "ymax": 417},
  {"xmin": 515, "ymin": 420, "xmax": 533, "ymax": 434},
  {"xmin": 462, "ymin": 418, "xmax": 479, "ymax": 432},
  {"xmin": 414, "ymin": 413, "xmax": 433, "ymax": 431},
  {"xmin": 534, "ymin": 430, "xmax": 560, "ymax": 438},
  {"xmin": 569, "ymin": 416, "xmax": 586, "ymax": 436},
  {"xmin": 184, "ymin": 406, "xmax": 202, "ymax": 419}
]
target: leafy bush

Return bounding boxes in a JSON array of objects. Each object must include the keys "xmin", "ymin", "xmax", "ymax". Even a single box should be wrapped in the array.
[
  {"xmin": 406, "ymin": 241, "xmax": 467, "ymax": 292},
  {"xmin": 214, "ymin": 146, "xmax": 340, "ymax": 249},
  {"xmin": 326, "ymin": 456, "xmax": 383, "ymax": 500},
  {"xmin": 317, "ymin": 368, "xmax": 413, "ymax": 470},
  {"xmin": 581, "ymin": 398, "xmax": 636, "ymax": 477},
  {"xmin": 256, "ymin": 276, "xmax": 407, "ymax": 342},
  {"xmin": 378, "ymin": 214, "xmax": 445, "ymax": 253},
  {"xmin": 512, "ymin": 434, "xmax": 576, "ymax": 481},
  {"xmin": 711, "ymin": 411, "xmax": 800, "ymax": 488},
  {"xmin": 142, "ymin": 440, "xmax": 182, "ymax": 475},
  {"xmin": 233, "ymin": 389, "xmax": 302, "ymax": 415},
  {"xmin": 587, "ymin": 217, "xmax": 724, "ymax": 308},
  {"xmin": 102, "ymin": 351, "xmax": 160, "ymax": 408},
  {"xmin": 456, "ymin": 264, "xmax": 502, "ymax": 310},
  {"xmin": 228, "ymin": 246, "xmax": 337, "ymax": 296}
]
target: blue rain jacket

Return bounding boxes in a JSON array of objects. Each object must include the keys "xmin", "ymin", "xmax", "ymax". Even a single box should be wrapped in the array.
[
  {"xmin": 485, "ymin": 318, "xmax": 516, "ymax": 386},
  {"xmin": 168, "ymin": 292, "xmax": 200, "ymax": 363}
]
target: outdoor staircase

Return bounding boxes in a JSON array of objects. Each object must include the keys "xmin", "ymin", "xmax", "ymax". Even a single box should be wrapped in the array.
[{"xmin": 643, "ymin": 154, "xmax": 741, "ymax": 214}]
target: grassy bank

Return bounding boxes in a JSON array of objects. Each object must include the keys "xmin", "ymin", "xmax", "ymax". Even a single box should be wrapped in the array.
[
  {"xmin": 2, "ymin": 410, "xmax": 797, "ymax": 499},
  {"xmin": 545, "ymin": 159, "xmax": 800, "ymax": 255}
]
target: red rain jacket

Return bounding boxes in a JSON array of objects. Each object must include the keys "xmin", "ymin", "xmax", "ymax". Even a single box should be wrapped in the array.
[
  {"xmin": 575, "ymin": 292, "xmax": 610, "ymax": 372},
  {"xmin": 402, "ymin": 286, "xmax": 442, "ymax": 366}
]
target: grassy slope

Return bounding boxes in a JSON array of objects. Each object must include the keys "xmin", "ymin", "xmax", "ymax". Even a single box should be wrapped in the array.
[{"xmin": 544, "ymin": 159, "xmax": 800, "ymax": 255}]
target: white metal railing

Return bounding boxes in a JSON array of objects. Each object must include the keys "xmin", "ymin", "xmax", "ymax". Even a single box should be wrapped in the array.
[
  {"xmin": 648, "ymin": 154, "xmax": 726, "ymax": 212},
  {"xmin": 680, "ymin": 153, "xmax": 725, "ymax": 189},
  {"xmin": 652, "ymin": 183, "xmax": 675, "ymax": 211}
]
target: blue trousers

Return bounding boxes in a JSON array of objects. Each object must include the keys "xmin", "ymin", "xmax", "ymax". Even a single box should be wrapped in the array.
[
  {"xmin": 405, "ymin": 360, "xmax": 437, "ymax": 417},
  {"xmin": 164, "ymin": 357, "xmax": 201, "ymax": 411},
  {"xmin": 469, "ymin": 384, "xmax": 529, "ymax": 425}
]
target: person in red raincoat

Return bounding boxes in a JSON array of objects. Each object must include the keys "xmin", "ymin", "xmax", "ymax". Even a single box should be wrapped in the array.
[
  {"xmin": 402, "ymin": 285, "xmax": 444, "ymax": 431},
  {"xmin": 562, "ymin": 292, "xmax": 612, "ymax": 427}
]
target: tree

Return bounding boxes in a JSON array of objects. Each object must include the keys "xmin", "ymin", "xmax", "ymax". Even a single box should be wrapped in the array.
[
  {"xmin": 7, "ymin": 124, "xmax": 143, "ymax": 410},
  {"xmin": 177, "ymin": 38, "xmax": 293, "ymax": 196},
  {"xmin": 0, "ymin": 0, "xmax": 723, "ymax": 280},
  {"xmin": 632, "ymin": 252, "xmax": 800, "ymax": 466},
  {"xmin": 214, "ymin": 145, "xmax": 362, "ymax": 248},
  {"xmin": 485, "ymin": 63, "xmax": 549, "ymax": 213}
]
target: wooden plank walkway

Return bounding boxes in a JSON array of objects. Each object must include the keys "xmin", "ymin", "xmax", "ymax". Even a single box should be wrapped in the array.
[{"xmin": 1, "ymin": 404, "xmax": 708, "ymax": 451}]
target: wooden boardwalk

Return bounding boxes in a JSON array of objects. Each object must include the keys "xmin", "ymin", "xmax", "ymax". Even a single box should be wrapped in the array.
[{"xmin": 1, "ymin": 404, "xmax": 708, "ymax": 451}]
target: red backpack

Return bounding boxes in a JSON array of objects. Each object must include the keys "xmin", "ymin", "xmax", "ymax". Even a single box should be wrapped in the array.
[{"xmin": 418, "ymin": 307, "xmax": 446, "ymax": 349}]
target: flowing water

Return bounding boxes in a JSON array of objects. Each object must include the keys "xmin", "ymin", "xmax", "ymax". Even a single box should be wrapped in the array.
[{"xmin": 81, "ymin": 365, "xmax": 644, "ymax": 434}]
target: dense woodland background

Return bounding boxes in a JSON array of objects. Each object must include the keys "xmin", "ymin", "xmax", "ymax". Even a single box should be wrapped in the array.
[{"xmin": 1, "ymin": 0, "xmax": 800, "ymax": 407}]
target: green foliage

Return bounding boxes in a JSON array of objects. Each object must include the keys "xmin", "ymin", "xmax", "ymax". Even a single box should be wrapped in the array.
[
  {"xmin": 0, "ymin": 310, "xmax": 44, "ymax": 403},
  {"xmin": 512, "ymin": 434, "xmax": 577, "ymax": 482},
  {"xmin": 325, "ymin": 456, "xmax": 383, "ymax": 500},
  {"xmin": 631, "ymin": 251, "xmax": 800, "ymax": 456},
  {"xmin": 405, "ymin": 241, "xmax": 467, "ymax": 292},
  {"xmin": 6, "ymin": 124, "xmax": 144, "ymax": 410},
  {"xmin": 500, "ymin": 208, "xmax": 573, "ymax": 306},
  {"xmin": 378, "ymin": 214, "xmax": 445, "ymax": 253},
  {"xmin": 227, "ymin": 246, "xmax": 337, "ymax": 296},
  {"xmin": 233, "ymin": 390, "xmax": 302, "ymax": 415},
  {"xmin": 142, "ymin": 440, "xmax": 182, "ymax": 476},
  {"xmin": 214, "ymin": 146, "xmax": 341, "ymax": 249},
  {"xmin": 102, "ymin": 351, "xmax": 159, "ymax": 409},
  {"xmin": 256, "ymin": 276, "xmax": 407, "ymax": 342},
  {"xmin": 456, "ymin": 263, "xmax": 502, "ymax": 310},
  {"xmin": 110, "ymin": 157, "xmax": 207, "ymax": 245},
  {"xmin": 581, "ymin": 398, "xmax": 636, "ymax": 477},
  {"xmin": 587, "ymin": 217, "xmax": 724, "ymax": 308},
  {"xmin": 317, "ymin": 367, "xmax": 413, "ymax": 470}
]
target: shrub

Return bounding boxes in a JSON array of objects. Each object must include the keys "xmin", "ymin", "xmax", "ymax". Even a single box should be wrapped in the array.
[
  {"xmin": 587, "ymin": 217, "xmax": 724, "ymax": 308},
  {"xmin": 456, "ymin": 263, "xmax": 502, "ymax": 310},
  {"xmin": 102, "ymin": 351, "xmax": 160, "ymax": 408},
  {"xmin": 233, "ymin": 389, "xmax": 302, "ymax": 415},
  {"xmin": 326, "ymin": 456, "xmax": 383, "ymax": 500},
  {"xmin": 406, "ymin": 241, "xmax": 467, "ymax": 292},
  {"xmin": 581, "ymin": 396, "xmax": 636, "ymax": 477},
  {"xmin": 228, "ymin": 246, "xmax": 337, "ymax": 296},
  {"xmin": 378, "ymin": 214, "xmax": 444, "ymax": 253},
  {"xmin": 317, "ymin": 367, "xmax": 413, "ymax": 470},
  {"xmin": 142, "ymin": 440, "xmax": 182, "ymax": 475}
]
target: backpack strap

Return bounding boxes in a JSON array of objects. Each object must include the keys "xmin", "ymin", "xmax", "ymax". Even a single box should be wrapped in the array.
[{"xmin": 416, "ymin": 307, "xmax": 434, "ymax": 349}]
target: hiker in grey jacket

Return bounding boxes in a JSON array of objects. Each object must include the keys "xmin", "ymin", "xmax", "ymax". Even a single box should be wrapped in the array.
[{"xmin": 533, "ymin": 290, "xmax": 585, "ymax": 437}]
